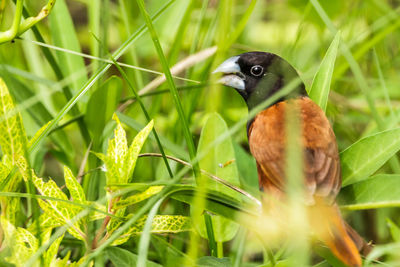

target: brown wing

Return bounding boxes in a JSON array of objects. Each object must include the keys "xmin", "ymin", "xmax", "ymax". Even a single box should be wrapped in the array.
[{"xmin": 248, "ymin": 97, "xmax": 341, "ymax": 203}]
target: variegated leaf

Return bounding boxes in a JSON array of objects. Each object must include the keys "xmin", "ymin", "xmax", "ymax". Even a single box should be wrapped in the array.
[
  {"xmin": 0, "ymin": 161, "xmax": 10, "ymax": 184},
  {"xmin": 0, "ymin": 78, "xmax": 28, "ymax": 165},
  {"xmin": 115, "ymin": 186, "xmax": 163, "ymax": 209},
  {"xmin": 28, "ymin": 213, "xmax": 62, "ymax": 235},
  {"xmin": 28, "ymin": 120, "xmax": 52, "ymax": 148},
  {"xmin": 1, "ymin": 217, "xmax": 39, "ymax": 267},
  {"xmin": 107, "ymin": 208, "xmax": 126, "ymax": 234},
  {"xmin": 44, "ymin": 234, "xmax": 65, "ymax": 267},
  {"xmin": 106, "ymin": 113, "xmax": 128, "ymax": 185},
  {"xmin": 125, "ymin": 120, "xmax": 153, "ymax": 183},
  {"xmin": 64, "ymin": 166, "xmax": 86, "ymax": 203},
  {"xmin": 0, "ymin": 78, "xmax": 29, "ymax": 186},
  {"xmin": 32, "ymin": 173, "xmax": 85, "ymax": 240},
  {"xmin": 88, "ymin": 202, "xmax": 107, "ymax": 221},
  {"xmin": 112, "ymin": 215, "xmax": 192, "ymax": 246}
]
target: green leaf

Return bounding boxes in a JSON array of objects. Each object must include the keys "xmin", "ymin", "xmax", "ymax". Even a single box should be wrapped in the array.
[
  {"xmin": 44, "ymin": 234, "xmax": 65, "ymax": 267},
  {"xmin": 0, "ymin": 78, "xmax": 28, "ymax": 183},
  {"xmin": 96, "ymin": 116, "xmax": 154, "ymax": 186},
  {"xmin": 114, "ymin": 186, "xmax": 164, "ymax": 209},
  {"xmin": 112, "ymin": 215, "xmax": 192, "ymax": 246},
  {"xmin": 197, "ymin": 256, "xmax": 232, "ymax": 267},
  {"xmin": 28, "ymin": 121, "xmax": 52, "ymax": 148},
  {"xmin": 28, "ymin": 213, "xmax": 62, "ymax": 235},
  {"xmin": 117, "ymin": 112, "xmax": 188, "ymax": 160},
  {"xmin": 339, "ymin": 174, "xmax": 400, "ymax": 210},
  {"xmin": 106, "ymin": 247, "xmax": 162, "ymax": 267},
  {"xmin": 3, "ymin": 197, "xmax": 20, "ymax": 224},
  {"xmin": 49, "ymin": 0, "xmax": 87, "ymax": 94},
  {"xmin": 85, "ymin": 76, "xmax": 122, "ymax": 143},
  {"xmin": 104, "ymin": 114, "xmax": 129, "ymax": 185},
  {"xmin": 0, "ymin": 161, "xmax": 10, "ymax": 185},
  {"xmin": 308, "ymin": 31, "xmax": 340, "ymax": 112},
  {"xmin": 64, "ymin": 166, "xmax": 86, "ymax": 203},
  {"xmin": 1, "ymin": 73, "xmax": 74, "ymax": 156},
  {"xmin": 341, "ymin": 128, "xmax": 400, "ymax": 186},
  {"xmin": 1, "ymin": 216, "xmax": 39, "ymax": 267},
  {"xmin": 125, "ymin": 119, "xmax": 154, "ymax": 183},
  {"xmin": 232, "ymin": 143, "xmax": 259, "ymax": 198},
  {"xmin": 194, "ymin": 112, "xmax": 240, "ymax": 242},
  {"xmin": 387, "ymin": 219, "xmax": 400, "ymax": 242},
  {"xmin": 32, "ymin": 172, "xmax": 84, "ymax": 240},
  {"xmin": 172, "ymin": 189, "xmax": 257, "ymax": 224}
]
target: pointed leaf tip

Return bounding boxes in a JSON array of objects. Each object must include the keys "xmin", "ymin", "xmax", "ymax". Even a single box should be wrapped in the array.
[{"xmin": 309, "ymin": 31, "xmax": 341, "ymax": 112}]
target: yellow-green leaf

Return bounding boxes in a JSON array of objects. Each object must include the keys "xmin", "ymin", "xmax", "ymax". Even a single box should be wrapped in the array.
[
  {"xmin": 125, "ymin": 119, "xmax": 154, "ymax": 182},
  {"xmin": 0, "ymin": 78, "xmax": 29, "ymax": 184},
  {"xmin": 112, "ymin": 215, "xmax": 192, "ymax": 246},
  {"xmin": 0, "ymin": 78, "xmax": 28, "ymax": 164},
  {"xmin": 32, "ymin": 172, "xmax": 84, "ymax": 240},
  {"xmin": 28, "ymin": 213, "xmax": 62, "ymax": 236},
  {"xmin": 96, "ymin": 117, "xmax": 154, "ymax": 186},
  {"xmin": 0, "ymin": 161, "xmax": 10, "ymax": 185},
  {"xmin": 44, "ymin": 234, "xmax": 65, "ymax": 267},
  {"xmin": 88, "ymin": 202, "xmax": 107, "ymax": 221},
  {"xmin": 28, "ymin": 120, "xmax": 52, "ymax": 148},
  {"xmin": 1, "ymin": 217, "xmax": 39, "ymax": 267},
  {"xmin": 64, "ymin": 166, "xmax": 86, "ymax": 203},
  {"xmin": 115, "ymin": 185, "xmax": 163, "ymax": 209},
  {"xmin": 105, "ymin": 114, "xmax": 128, "ymax": 185}
]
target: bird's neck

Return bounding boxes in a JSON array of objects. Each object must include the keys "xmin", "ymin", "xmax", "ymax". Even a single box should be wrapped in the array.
[{"xmin": 244, "ymin": 74, "xmax": 306, "ymax": 111}]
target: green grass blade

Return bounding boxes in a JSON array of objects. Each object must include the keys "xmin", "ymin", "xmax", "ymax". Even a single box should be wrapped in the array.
[
  {"xmin": 106, "ymin": 51, "xmax": 173, "ymax": 178},
  {"xmin": 135, "ymin": 0, "xmax": 200, "ymax": 178},
  {"xmin": 116, "ymin": 112, "xmax": 188, "ymax": 160},
  {"xmin": 309, "ymin": 0, "xmax": 383, "ymax": 126},
  {"xmin": 0, "ymin": 71, "xmax": 73, "ymax": 155},
  {"xmin": 137, "ymin": 198, "xmax": 163, "ymax": 266},
  {"xmin": 49, "ymin": 0, "xmax": 88, "ymax": 94},
  {"xmin": 308, "ymin": 31, "xmax": 340, "ymax": 111},
  {"xmin": 309, "ymin": 0, "xmax": 400, "ymax": 175},
  {"xmin": 27, "ymin": 0, "xmax": 175, "ymax": 155},
  {"xmin": 84, "ymin": 76, "xmax": 122, "ymax": 143}
]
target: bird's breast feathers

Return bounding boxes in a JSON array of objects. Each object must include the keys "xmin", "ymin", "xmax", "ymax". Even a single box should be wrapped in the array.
[{"xmin": 248, "ymin": 96, "xmax": 341, "ymax": 202}]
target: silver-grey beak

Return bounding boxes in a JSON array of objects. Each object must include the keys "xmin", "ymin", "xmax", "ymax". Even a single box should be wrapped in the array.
[
  {"xmin": 213, "ymin": 56, "xmax": 241, "ymax": 74},
  {"xmin": 213, "ymin": 56, "xmax": 245, "ymax": 90}
]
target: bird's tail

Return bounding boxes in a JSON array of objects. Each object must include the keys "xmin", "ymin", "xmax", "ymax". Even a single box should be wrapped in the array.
[{"xmin": 309, "ymin": 201, "xmax": 362, "ymax": 267}]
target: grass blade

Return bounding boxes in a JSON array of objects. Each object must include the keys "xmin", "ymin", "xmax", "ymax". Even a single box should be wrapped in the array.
[
  {"xmin": 27, "ymin": 0, "xmax": 175, "ymax": 155},
  {"xmin": 135, "ymin": 0, "xmax": 200, "ymax": 177}
]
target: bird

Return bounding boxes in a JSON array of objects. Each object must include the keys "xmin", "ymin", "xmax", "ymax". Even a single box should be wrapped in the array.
[{"xmin": 213, "ymin": 52, "xmax": 367, "ymax": 266}]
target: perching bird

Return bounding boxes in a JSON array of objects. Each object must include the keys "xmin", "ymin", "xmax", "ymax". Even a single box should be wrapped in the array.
[{"xmin": 214, "ymin": 52, "xmax": 366, "ymax": 266}]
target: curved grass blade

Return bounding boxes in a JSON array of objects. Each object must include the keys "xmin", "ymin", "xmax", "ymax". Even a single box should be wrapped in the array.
[
  {"xmin": 49, "ymin": 0, "xmax": 88, "ymax": 95},
  {"xmin": 27, "ymin": 0, "xmax": 175, "ymax": 156},
  {"xmin": 135, "ymin": 0, "xmax": 200, "ymax": 178}
]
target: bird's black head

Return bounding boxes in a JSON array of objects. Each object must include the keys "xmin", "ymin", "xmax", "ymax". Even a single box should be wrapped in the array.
[{"xmin": 214, "ymin": 51, "xmax": 306, "ymax": 110}]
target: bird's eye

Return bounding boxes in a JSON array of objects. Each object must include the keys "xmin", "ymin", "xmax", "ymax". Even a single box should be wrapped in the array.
[{"xmin": 250, "ymin": 65, "xmax": 263, "ymax": 77}]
